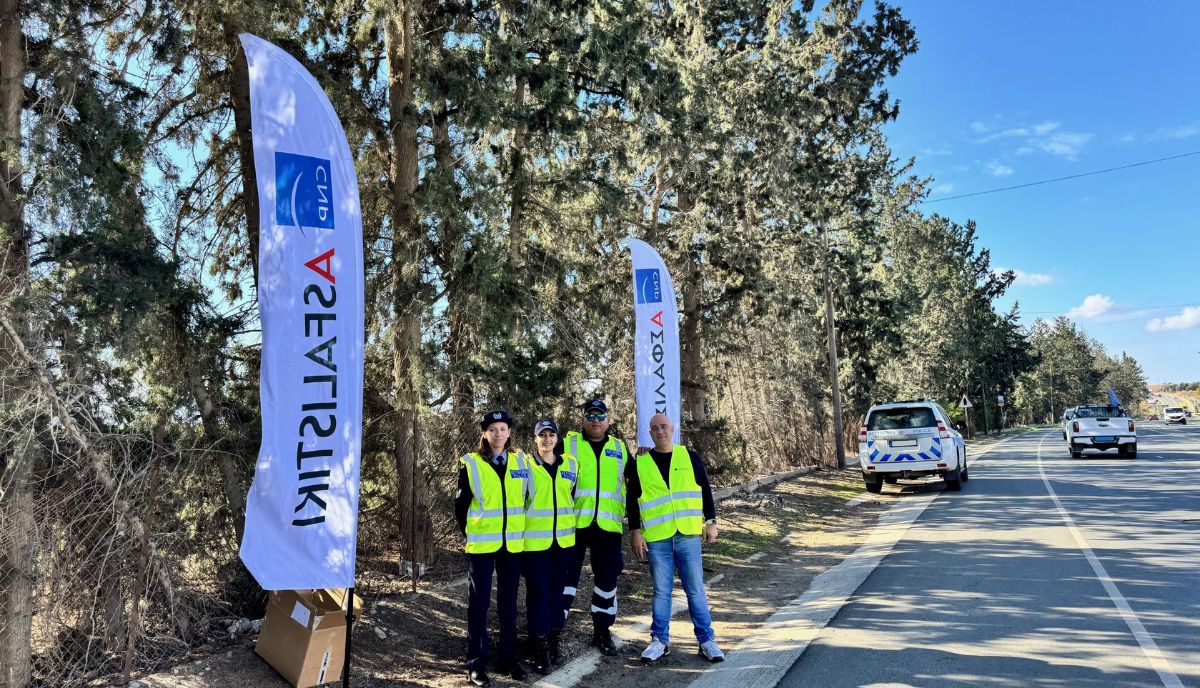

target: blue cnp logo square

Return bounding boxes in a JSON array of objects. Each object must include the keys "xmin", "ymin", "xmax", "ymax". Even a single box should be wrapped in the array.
[
  {"xmin": 275, "ymin": 152, "xmax": 335, "ymax": 229},
  {"xmin": 635, "ymin": 268, "xmax": 662, "ymax": 304}
]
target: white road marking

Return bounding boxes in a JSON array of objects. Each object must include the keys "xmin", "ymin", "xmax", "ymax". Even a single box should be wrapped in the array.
[
  {"xmin": 684, "ymin": 432, "xmax": 1030, "ymax": 688},
  {"xmin": 1035, "ymin": 435, "xmax": 1184, "ymax": 688},
  {"xmin": 535, "ymin": 571, "xmax": 727, "ymax": 688},
  {"xmin": 745, "ymin": 552, "xmax": 765, "ymax": 563}
]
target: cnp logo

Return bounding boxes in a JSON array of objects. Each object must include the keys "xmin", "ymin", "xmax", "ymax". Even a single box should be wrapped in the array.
[
  {"xmin": 635, "ymin": 268, "xmax": 661, "ymax": 304},
  {"xmin": 275, "ymin": 152, "xmax": 334, "ymax": 230}
]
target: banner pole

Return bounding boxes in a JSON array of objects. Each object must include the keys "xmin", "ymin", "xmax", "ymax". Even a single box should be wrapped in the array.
[{"xmin": 343, "ymin": 586, "xmax": 354, "ymax": 687}]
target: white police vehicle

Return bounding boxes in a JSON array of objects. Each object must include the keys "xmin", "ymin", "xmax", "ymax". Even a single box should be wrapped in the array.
[
  {"xmin": 859, "ymin": 399, "xmax": 967, "ymax": 493},
  {"xmin": 1064, "ymin": 404, "xmax": 1136, "ymax": 458}
]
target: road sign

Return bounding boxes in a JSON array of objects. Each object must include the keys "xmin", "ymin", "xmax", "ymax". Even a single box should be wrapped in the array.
[
  {"xmin": 959, "ymin": 394, "xmax": 973, "ymax": 408},
  {"xmin": 997, "ymin": 394, "xmax": 1005, "ymax": 406}
]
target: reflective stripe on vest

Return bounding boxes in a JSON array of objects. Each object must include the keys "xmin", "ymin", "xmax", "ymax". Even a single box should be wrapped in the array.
[
  {"xmin": 568, "ymin": 432, "xmax": 627, "ymax": 533},
  {"xmin": 462, "ymin": 451, "xmax": 529, "ymax": 554},
  {"xmin": 524, "ymin": 455, "xmax": 578, "ymax": 551},
  {"xmin": 635, "ymin": 445, "xmax": 704, "ymax": 542}
]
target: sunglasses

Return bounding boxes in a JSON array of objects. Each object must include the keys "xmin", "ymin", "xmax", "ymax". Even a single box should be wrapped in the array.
[{"xmin": 585, "ymin": 413, "xmax": 607, "ymax": 422}]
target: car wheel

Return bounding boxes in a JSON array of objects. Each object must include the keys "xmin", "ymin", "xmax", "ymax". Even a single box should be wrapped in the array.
[
  {"xmin": 864, "ymin": 473, "xmax": 883, "ymax": 494},
  {"xmin": 1070, "ymin": 444, "xmax": 1082, "ymax": 459},
  {"xmin": 943, "ymin": 468, "xmax": 963, "ymax": 492},
  {"xmin": 1126, "ymin": 443, "xmax": 1137, "ymax": 458},
  {"xmin": 960, "ymin": 449, "xmax": 969, "ymax": 482}
]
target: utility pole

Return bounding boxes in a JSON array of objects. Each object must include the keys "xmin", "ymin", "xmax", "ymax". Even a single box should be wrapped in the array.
[{"xmin": 822, "ymin": 221, "xmax": 846, "ymax": 470}]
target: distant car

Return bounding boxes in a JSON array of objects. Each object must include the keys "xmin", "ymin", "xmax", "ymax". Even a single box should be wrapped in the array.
[
  {"xmin": 1061, "ymin": 409, "xmax": 1076, "ymax": 440},
  {"xmin": 1066, "ymin": 405, "xmax": 1136, "ymax": 458},
  {"xmin": 858, "ymin": 399, "xmax": 967, "ymax": 493},
  {"xmin": 1164, "ymin": 407, "xmax": 1187, "ymax": 425},
  {"xmin": 1149, "ymin": 414, "xmax": 1159, "ymax": 421}
]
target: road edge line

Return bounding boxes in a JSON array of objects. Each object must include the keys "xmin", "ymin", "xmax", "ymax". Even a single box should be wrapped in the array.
[{"xmin": 1035, "ymin": 434, "xmax": 1184, "ymax": 688}]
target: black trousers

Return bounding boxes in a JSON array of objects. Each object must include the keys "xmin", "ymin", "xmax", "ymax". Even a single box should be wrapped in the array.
[
  {"xmin": 466, "ymin": 548, "xmax": 521, "ymax": 669},
  {"xmin": 523, "ymin": 543, "xmax": 571, "ymax": 637},
  {"xmin": 563, "ymin": 523, "xmax": 624, "ymax": 631}
]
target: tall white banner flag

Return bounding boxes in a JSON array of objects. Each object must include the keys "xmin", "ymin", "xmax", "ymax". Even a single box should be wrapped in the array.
[
  {"xmin": 238, "ymin": 34, "xmax": 364, "ymax": 590},
  {"xmin": 629, "ymin": 238, "xmax": 681, "ymax": 447}
]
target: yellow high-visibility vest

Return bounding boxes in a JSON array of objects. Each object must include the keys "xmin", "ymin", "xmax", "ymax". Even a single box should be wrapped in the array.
[
  {"xmin": 635, "ymin": 445, "xmax": 704, "ymax": 542},
  {"xmin": 524, "ymin": 454, "xmax": 579, "ymax": 551},
  {"xmin": 461, "ymin": 451, "xmax": 531, "ymax": 554},
  {"xmin": 565, "ymin": 431, "xmax": 627, "ymax": 532}
]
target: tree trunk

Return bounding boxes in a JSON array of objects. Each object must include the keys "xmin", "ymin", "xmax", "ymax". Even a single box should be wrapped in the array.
[
  {"xmin": 680, "ymin": 250, "xmax": 707, "ymax": 427},
  {"xmin": 0, "ymin": 0, "xmax": 36, "ymax": 682},
  {"xmin": 431, "ymin": 105, "xmax": 476, "ymax": 439},
  {"xmin": 386, "ymin": 2, "xmax": 432, "ymax": 577},
  {"xmin": 169, "ymin": 302, "xmax": 246, "ymax": 542},
  {"xmin": 222, "ymin": 22, "xmax": 260, "ymax": 286}
]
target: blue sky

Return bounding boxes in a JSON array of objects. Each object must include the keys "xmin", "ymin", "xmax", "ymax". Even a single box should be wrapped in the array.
[{"xmin": 882, "ymin": 1, "xmax": 1200, "ymax": 383}]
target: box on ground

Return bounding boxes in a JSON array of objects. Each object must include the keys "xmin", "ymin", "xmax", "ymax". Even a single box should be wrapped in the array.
[{"xmin": 255, "ymin": 589, "xmax": 364, "ymax": 688}]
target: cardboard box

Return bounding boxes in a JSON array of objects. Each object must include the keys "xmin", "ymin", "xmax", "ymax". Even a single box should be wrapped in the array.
[{"xmin": 255, "ymin": 589, "xmax": 363, "ymax": 688}]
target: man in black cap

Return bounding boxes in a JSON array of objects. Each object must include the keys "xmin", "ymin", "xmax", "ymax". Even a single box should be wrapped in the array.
[{"xmin": 560, "ymin": 399, "xmax": 630, "ymax": 655}]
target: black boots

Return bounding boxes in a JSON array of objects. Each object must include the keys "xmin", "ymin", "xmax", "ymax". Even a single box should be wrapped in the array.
[
  {"xmin": 531, "ymin": 635, "xmax": 552, "ymax": 674},
  {"xmin": 548, "ymin": 628, "xmax": 563, "ymax": 665},
  {"xmin": 467, "ymin": 667, "xmax": 491, "ymax": 687},
  {"xmin": 496, "ymin": 660, "xmax": 528, "ymax": 681},
  {"xmin": 592, "ymin": 628, "xmax": 618, "ymax": 656}
]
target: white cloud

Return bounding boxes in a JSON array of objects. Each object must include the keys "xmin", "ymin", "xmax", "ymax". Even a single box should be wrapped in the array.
[
  {"xmin": 973, "ymin": 118, "xmax": 1091, "ymax": 159},
  {"xmin": 1066, "ymin": 294, "xmax": 1114, "ymax": 319},
  {"xmin": 1147, "ymin": 306, "xmax": 1200, "ymax": 332},
  {"xmin": 931, "ymin": 182, "xmax": 955, "ymax": 195},
  {"xmin": 1038, "ymin": 132, "xmax": 1093, "ymax": 159},
  {"xmin": 986, "ymin": 161, "xmax": 1015, "ymax": 177},
  {"xmin": 1150, "ymin": 122, "xmax": 1200, "ymax": 141},
  {"xmin": 998, "ymin": 268, "xmax": 1053, "ymax": 286}
]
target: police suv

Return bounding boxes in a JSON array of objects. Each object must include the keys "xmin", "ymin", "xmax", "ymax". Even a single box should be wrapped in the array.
[
  {"xmin": 858, "ymin": 399, "xmax": 967, "ymax": 493},
  {"xmin": 1064, "ymin": 404, "xmax": 1136, "ymax": 458}
]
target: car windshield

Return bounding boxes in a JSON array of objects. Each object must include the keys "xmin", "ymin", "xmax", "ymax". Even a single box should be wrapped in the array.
[
  {"xmin": 1165, "ymin": 407, "xmax": 1184, "ymax": 413},
  {"xmin": 868, "ymin": 407, "xmax": 937, "ymax": 430},
  {"xmin": 1074, "ymin": 405, "xmax": 1123, "ymax": 418}
]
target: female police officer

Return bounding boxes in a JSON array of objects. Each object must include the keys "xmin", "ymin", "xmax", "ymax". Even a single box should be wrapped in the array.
[
  {"xmin": 522, "ymin": 418, "xmax": 578, "ymax": 673},
  {"xmin": 455, "ymin": 410, "xmax": 532, "ymax": 686}
]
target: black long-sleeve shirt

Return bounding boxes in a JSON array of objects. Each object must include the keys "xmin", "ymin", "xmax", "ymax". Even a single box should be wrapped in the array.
[{"xmin": 624, "ymin": 446, "xmax": 716, "ymax": 530}]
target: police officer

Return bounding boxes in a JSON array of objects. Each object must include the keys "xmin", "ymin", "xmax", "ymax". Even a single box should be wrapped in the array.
[
  {"xmin": 627, "ymin": 413, "xmax": 724, "ymax": 664},
  {"xmin": 522, "ymin": 418, "xmax": 578, "ymax": 672},
  {"xmin": 561, "ymin": 399, "xmax": 629, "ymax": 655},
  {"xmin": 455, "ymin": 410, "xmax": 531, "ymax": 686}
]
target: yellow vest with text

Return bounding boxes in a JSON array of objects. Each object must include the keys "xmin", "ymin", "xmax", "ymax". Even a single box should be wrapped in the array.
[
  {"xmin": 523, "ymin": 455, "xmax": 579, "ymax": 551},
  {"xmin": 635, "ymin": 445, "xmax": 704, "ymax": 542},
  {"xmin": 461, "ymin": 451, "xmax": 530, "ymax": 554},
  {"xmin": 566, "ymin": 431, "xmax": 627, "ymax": 533}
]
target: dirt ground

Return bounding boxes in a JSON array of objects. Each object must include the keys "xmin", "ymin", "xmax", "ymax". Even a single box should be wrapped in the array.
[{"xmin": 134, "ymin": 465, "xmax": 901, "ymax": 688}]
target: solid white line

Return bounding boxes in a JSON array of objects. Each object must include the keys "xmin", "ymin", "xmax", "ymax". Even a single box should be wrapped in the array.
[
  {"xmin": 686, "ymin": 432, "xmax": 1032, "ymax": 688},
  {"xmin": 1035, "ymin": 435, "xmax": 1184, "ymax": 688}
]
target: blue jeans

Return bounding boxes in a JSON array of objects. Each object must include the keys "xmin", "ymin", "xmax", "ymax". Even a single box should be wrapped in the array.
[{"xmin": 647, "ymin": 534, "xmax": 714, "ymax": 645}]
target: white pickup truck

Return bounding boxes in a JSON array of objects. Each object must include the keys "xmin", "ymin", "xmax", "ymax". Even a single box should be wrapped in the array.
[{"xmin": 1064, "ymin": 404, "xmax": 1136, "ymax": 458}]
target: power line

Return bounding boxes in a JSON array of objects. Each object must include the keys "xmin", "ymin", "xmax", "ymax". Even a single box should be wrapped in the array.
[{"xmin": 921, "ymin": 150, "xmax": 1200, "ymax": 204}]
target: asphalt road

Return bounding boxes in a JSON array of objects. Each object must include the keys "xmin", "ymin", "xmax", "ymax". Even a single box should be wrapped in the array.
[{"xmin": 779, "ymin": 424, "xmax": 1200, "ymax": 688}]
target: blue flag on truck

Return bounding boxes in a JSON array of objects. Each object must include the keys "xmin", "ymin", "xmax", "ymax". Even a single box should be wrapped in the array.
[
  {"xmin": 1108, "ymin": 388, "xmax": 1121, "ymax": 408},
  {"xmin": 237, "ymin": 33, "xmax": 365, "ymax": 590}
]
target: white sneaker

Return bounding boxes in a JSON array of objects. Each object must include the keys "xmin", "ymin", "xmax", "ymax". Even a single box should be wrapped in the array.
[
  {"xmin": 698, "ymin": 639, "xmax": 725, "ymax": 663},
  {"xmin": 641, "ymin": 638, "xmax": 670, "ymax": 663}
]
